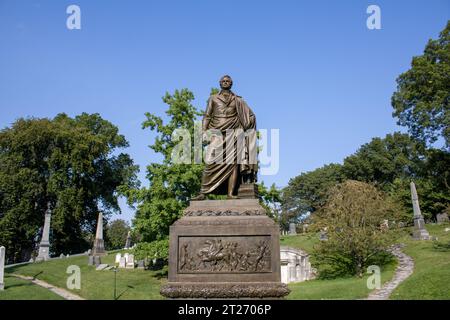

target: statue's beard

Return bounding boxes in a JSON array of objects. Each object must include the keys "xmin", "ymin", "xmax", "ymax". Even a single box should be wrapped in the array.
[{"xmin": 220, "ymin": 85, "xmax": 232, "ymax": 91}]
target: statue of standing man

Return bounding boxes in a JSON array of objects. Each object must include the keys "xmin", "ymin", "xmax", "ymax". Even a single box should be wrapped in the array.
[{"xmin": 192, "ymin": 75, "xmax": 258, "ymax": 200}]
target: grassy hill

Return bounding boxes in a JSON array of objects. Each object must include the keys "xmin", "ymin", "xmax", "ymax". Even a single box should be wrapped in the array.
[
  {"xmin": 1, "ymin": 224, "xmax": 448, "ymax": 300},
  {"xmin": 390, "ymin": 224, "xmax": 450, "ymax": 300},
  {"xmin": 280, "ymin": 232, "xmax": 397, "ymax": 300},
  {"xmin": 2, "ymin": 251, "xmax": 165, "ymax": 300},
  {"xmin": 0, "ymin": 274, "xmax": 64, "ymax": 300}
]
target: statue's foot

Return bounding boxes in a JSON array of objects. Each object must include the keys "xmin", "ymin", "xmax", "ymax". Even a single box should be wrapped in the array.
[
  {"xmin": 191, "ymin": 193, "xmax": 206, "ymax": 201},
  {"xmin": 227, "ymin": 195, "xmax": 239, "ymax": 199}
]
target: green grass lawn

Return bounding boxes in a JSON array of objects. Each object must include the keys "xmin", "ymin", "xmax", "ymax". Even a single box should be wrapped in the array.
[
  {"xmin": 390, "ymin": 223, "xmax": 450, "ymax": 300},
  {"xmin": 280, "ymin": 232, "xmax": 318, "ymax": 253},
  {"xmin": 5, "ymin": 251, "xmax": 165, "ymax": 300},
  {"xmin": 3, "ymin": 224, "xmax": 449, "ymax": 300},
  {"xmin": 0, "ymin": 274, "xmax": 64, "ymax": 300},
  {"xmin": 287, "ymin": 262, "xmax": 396, "ymax": 300},
  {"xmin": 281, "ymin": 231, "xmax": 397, "ymax": 299}
]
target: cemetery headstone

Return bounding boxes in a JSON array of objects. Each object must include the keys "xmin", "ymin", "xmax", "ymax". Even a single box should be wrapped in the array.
[
  {"xmin": 137, "ymin": 260, "xmax": 145, "ymax": 269},
  {"xmin": 126, "ymin": 254, "xmax": 135, "ymax": 269},
  {"xmin": 94, "ymin": 255, "xmax": 101, "ymax": 266},
  {"xmin": 436, "ymin": 212, "xmax": 449, "ymax": 224},
  {"xmin": 289, "ymin": 223, "xmax": 297, "ymax": 235},
  {"xmin": 96, "ymin": 264, "xmax": 109, "ymax": 271},
  {"xmin": 119, "ymin": 257, "xmax": 126, "ymax": 268}
]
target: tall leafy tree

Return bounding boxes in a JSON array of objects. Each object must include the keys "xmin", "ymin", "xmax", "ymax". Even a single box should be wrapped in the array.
[
  {"xmin": 0, "ymin": 113, "xmax": 139, "ymax": 262},
  {"xmin": 282, "ymin": 163, "xmax": 344, "ymax": 220},
  {"xmin": 342, "ymin": 132, "xmax": 425, "ymax": 187},
  {"xmin": 128, "ymin": 89, "xmax": 204, "ymax": 242},
  {"xmin": 105, "ymin": 219, "xmax": 131, "ymax": 250},
  {"xmin": 391, "ymin": 21, "xmax": 450, "ymax": 149}
]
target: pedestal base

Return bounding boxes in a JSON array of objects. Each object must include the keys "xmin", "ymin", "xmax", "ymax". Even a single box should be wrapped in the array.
[
  {"xmin": 160, "ymin": 199, "xmax": 290, "ymax": 299},
  {"xmin": 35, "ymin": 243, "xmax": 50, "ymax": 262},
  {"xmin": 161, "ymin": 282, "xmax": 289, "ymax": 299},
  {"xmin": 92, "ymin": 239, "xmax": 106, "ymax": 256},
  {"xmin": 413, "ymin": 216, "xmax": 430, "ymax": 240}
]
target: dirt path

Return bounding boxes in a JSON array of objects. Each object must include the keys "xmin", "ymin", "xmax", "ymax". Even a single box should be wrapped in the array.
[
  {"xmin": 366, "ymin": 245, "xmax": 414, "ymax": 300},
  {"xmin": 10, "ymin": 274, "xmax": 85, "ymax": 300}
]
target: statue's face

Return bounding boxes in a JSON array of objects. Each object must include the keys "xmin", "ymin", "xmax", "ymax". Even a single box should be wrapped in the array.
[{"xmin": 220, "ymin": 77, "xmax": 232, "ymax": 90}]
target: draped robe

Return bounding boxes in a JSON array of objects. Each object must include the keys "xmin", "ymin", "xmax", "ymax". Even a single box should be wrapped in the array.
[{"xmin": 200, "ymin": 90, "xmax": 257, "ymax": 194}]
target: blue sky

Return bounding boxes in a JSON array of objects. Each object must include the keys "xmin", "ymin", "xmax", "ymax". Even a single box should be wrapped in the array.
[{"xmin": 0, "ymin": 0, "xmax": 448, "ymax": 223}]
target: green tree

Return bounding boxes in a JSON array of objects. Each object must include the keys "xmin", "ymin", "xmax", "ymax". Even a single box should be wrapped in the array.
[
  {"xmin": 0, "ymin": 113, "xmax": 139, "ymax": 262},
  {"xmin": 342, "ymin": 132, "xmax": 425, "ymax": 187},
  {"xmin": 312, "ymin": 181, "xmax": 402, "ymax": 279},
  {"xmin": 105, "ymin": 219, "xmax": 131, "ymax": 250},
  {"xmin": 282, "ymin": 163, "xmax": 344, "ymax": 220},
  {"xmin": 258, "ymin": 182, "xmax": 282, "ymax": 222},
  {"xmin": 391, "ymin": 21, "xmax": 450, "ymax": 149},
  {"xmin": 128, "ymin": 89, "xmax": 204, "ymax": 242}
]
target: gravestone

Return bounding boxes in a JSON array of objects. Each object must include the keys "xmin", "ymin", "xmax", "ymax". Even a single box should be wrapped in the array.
[
  {"xmin": 96, "ymin": 264, "xmax": 109, "ymax": 271},
  {"xmin": 289, "ymin": 223, "xmax": 297, "ymax": 235},
  {"xmin": 88, "ymin": 255, "xmax": 94, "ymax": 266},
  {"xmin": 0, "ymin": 246, "xmax": 5, "ymax": 290},
  {"xmin": 160, "ymin": 199, "xmax": 289, "ymax": 299},
  {"xmin": 124, "ymin": 253, "xmax": 129, "ymax": 261},
  {"xmin": 115, "ymin": 253, "xmax": 121, "ymax": 264},
  {"xmin": 319, "ymin": 228, "xmax": 328, "ymax": 241},
  {"xmin": 302, "ymin": 224, "xmax": 309, "ymax": 233},
  {"xmin": 410, "ymin": 182, "xmax": 430, "ymax": 240},
  {"xmin": 436, "ymin": 212, "xmax": 449, "ymax": 224},
  {"xmin": 94, "ymin": 256, "xmax": 101, "ymax": 266},
  {"xmin": 104, "ymin": 266, "xmax": 115, "ymax": 271},
  {"xmin": 137, "ymin": 260, "xmax": 145, "ymax": 269},
  {"xmin": 126, "ymin": 254, "xmax": 135, "ymax": 269},
  {"xmin": 36, "ymin": 203, "xmax": 52, "ymax": 262},
  {"xmin": 92, "ymin": 212, "xmax": 106, "ymax": 256},
  {"xmin": 60, "ymin": 253, "xmax": 65, "ymax": 259},
  {"xmin": 119, "ymin": 257, "xmax": 126, "ymax": 268}
]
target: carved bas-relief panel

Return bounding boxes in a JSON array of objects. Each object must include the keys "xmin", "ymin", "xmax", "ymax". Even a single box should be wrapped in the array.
[{"xmin": 178, "ymin": 236, "xmax": 271, "ymax": 273}]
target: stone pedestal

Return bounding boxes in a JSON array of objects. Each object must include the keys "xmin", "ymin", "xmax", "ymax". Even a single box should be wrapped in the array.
[
  {"xmin": 160, "ymin": 199, "xmax": 290, "ymax": 299},
  {"xmin": 413, "ymin": 215, "xmax": 430, "ymax": 240}
]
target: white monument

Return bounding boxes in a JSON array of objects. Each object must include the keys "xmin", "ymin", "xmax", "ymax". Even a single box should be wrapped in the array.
[{"xmin": 280, "ymin": 246, "xmax": 315, "ymax": 284}]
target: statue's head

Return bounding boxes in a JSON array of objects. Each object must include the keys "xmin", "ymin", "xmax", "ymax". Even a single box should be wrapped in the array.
[{"xmin": 219, "ymin": 75, "xmax": 233, "ymax": 90}]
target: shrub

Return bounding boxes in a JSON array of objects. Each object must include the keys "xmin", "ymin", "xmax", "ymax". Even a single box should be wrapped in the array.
[
  {"xmin": 132, "ymin": 239, "xmax": 169, "ymax": 267},
  {"xmin": 311, "ymin": 180, "xmax": 403, "ymax": 278}
]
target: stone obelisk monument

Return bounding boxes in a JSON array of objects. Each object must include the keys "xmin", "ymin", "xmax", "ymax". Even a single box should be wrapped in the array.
[
  {"xmin": 92, "ymin": 212, "xmax": 106, "ymax": 256},
  {"xmin": 410, "ymin": 181, "xmax": 430, "ymax": 240},
  {"xmin": 124, "ymin": 231, "xmax": 132, "ymax": 249},
  {"xmin": 36, "ymin": 203, "xmax": 52, "ymax": 262},
  {"xmin": 0, "ymin": 246, "xmax": 5, "ymax": 290}
]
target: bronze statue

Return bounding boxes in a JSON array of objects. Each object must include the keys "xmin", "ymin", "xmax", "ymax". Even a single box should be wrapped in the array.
[{"xmin": 192, "ymin": 75, "xmax": 257, "ymax": 200}]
